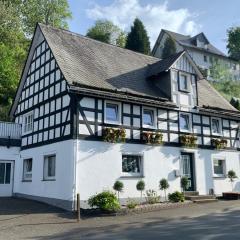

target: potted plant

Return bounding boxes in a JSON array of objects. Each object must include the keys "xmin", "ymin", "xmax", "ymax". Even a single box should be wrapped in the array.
[
  {"xmin": 103, "ymin": 127, "xmax": 126, "ymax": 143},
  {"xmin": 159, "ymin": 178, "xmax": 169, "ymax": 201},
  {"xmin": 227, "ymin": 170, "xmax": 237, "ymax": 191},
  {"xmin": 180, "ymin": 176, "xmax": 189, "ymax": 193},
  {"xmin": 180, "ymin": 134, "xmax": 197, "ymax": 148},
  {"xmin": 136, "ymin": 180, "xmax": 145, "ymax": 203},
  {"xmin": 142, "ymin": 131, "xmax": 163, "ymax": 144},
  {"xmin": 211, "ymin": 138, "xmax": 227, "ymax": 150},
  {"xmin": 113, "ymin": 180, "xmax": 124, "ymax": 200}
]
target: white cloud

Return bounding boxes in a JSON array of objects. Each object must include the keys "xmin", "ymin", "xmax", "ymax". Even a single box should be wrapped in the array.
[{"xmin": 86, "ymin": 0, "xmax": 201, "ymax": 47}]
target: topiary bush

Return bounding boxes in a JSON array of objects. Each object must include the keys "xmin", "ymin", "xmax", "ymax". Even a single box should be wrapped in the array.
[
  {"xmin": 136, "ymin": 180, "xmax": 145, "ymax": 202},
  {"xmin": 168, "ymin": 191, "xmax": 185, "ymax": 202},
  {"xmin": 159, "ymin": 178, "xmax": 169, "ymax": 201},
  {"xmin": 113, "ymin": 180, "xmax": 124, "ymax": 200},
  {"xmin": 181, "ymin": 176, "xmax": 189, "ymax": 192},
  {"xmin": 88, "ymin": 191, "xmax": 120, "ymax": 212}
]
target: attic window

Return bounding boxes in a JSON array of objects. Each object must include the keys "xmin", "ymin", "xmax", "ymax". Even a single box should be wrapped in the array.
[
  {"xmin": 179, "ymin": 74, "xmax": 190, "ymax": 92},
  {"xmin": 204, "ymin": 55, "xmax": 208, "ymax": 62}
]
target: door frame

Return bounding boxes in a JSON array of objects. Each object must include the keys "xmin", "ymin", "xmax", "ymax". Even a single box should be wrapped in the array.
[
  {"xmin": 0, "ymin": 160, "xmax": 15, "ymax": 196},
  {"xmin": 180, "ymin": 152, "xmax": 196, "ymax": 191}
]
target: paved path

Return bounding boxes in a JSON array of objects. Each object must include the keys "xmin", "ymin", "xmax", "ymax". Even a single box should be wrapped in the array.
[{"xmin": 1, "ymin": 198, "xmax": 240, "ymax": 239}]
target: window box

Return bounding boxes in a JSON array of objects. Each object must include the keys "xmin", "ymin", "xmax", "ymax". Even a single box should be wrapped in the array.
[
  {"xmin": 211, "ymin": 138, "xmax": 227, "ymax": 150},
  {"xmin": 180, "ymin": 134, "xmax": 197, "ymax": 148},
  {"xmin": 142, "ymin": 131, "xmax": 163, "ymax": 144},
  {"xmin": 103, "ymin": 127, "xmax": 126, "ymax": 143}
]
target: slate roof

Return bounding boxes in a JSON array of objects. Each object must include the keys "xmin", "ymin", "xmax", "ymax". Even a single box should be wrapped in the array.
[
  {"xmin": 38, "ymin": 24, "xmax": 238, "ymax": 113},
  {"xmin": 161, "ymin": 29, "xmax": 226, "ymax": 57}
]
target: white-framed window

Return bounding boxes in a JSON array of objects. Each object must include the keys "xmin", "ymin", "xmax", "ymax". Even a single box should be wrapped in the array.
[
  {"xmin": 213, "ymin": 158, "xmax": 226, "ymax": 177},
  {"xmin": 143, "ymin": 108, "xmax": 155, "ymax": 128},
  {"xmin": 105, "ymin": 101, "xmax": 121, "ymax": 125},
  {"xmin": 179, "ymin": 73, "xmax": 190, "ymax": 92},
  {"xmin": 122, "ymin": 154, "xmax": 143, "ymax": 177},
  {"xmin": 211, "ymin": 117, "xmax": 222, "ymax": 135},
  {"xmin": 43, "ymin": 155, "xmax": 56, "ymax": 180},
  {"xmin": 23, "ymin": 112, "xmax": 34, "ymax": 134},
  {"xmin": 23, "ymin": 158, "xmax": 32, "ymax": 181},
  {"xmin": 179, "ymin": 113, "xmax": 191, "ymax": 132}
]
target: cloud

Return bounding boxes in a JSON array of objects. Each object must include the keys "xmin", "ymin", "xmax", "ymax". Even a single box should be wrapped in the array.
[{"xmin": 86, "ymin": 0, "xmax": 201, "ymax": 47}]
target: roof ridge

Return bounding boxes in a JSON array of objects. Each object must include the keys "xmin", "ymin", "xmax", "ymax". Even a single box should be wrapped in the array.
[{"xmin": 38, "ymin": 23, "xmax": 159, "ymax": 61}]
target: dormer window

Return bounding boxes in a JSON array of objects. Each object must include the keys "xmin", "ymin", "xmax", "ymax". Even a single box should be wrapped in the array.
[{"xmin": 179, "ymin": 74, "xmax": 190, "ymax": 92}]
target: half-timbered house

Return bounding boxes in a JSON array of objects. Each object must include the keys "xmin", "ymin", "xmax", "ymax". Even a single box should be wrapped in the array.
[{"xmin": 3, "ymin": 23, "xmax": 240, "ymax": 210}]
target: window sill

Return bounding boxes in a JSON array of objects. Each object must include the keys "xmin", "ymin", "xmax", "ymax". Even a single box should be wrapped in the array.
[
  {"xmin": 213, "ymin": 174, "xmax": 226, "ymax": 179},
  {"xmin": 22, "ymin": 179, "xmax": 32, "ymax": 182},
  {"xmin": 42, "ymin": 179, "xmax": 56, "ymax": 181},
  {"xmin": 120, "ymin": 175, "xmax": 144, "ymax": 179},
  {"xmin": 179, "ymin": 89, "xmax": 190, "ymax": 94}
]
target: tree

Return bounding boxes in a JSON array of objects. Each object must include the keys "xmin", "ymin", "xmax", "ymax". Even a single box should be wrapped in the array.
[
  {"xmin": 125, "ymin": 18, "xmax": 151, "ymax": 55},
  {"xmin": 136, "ymin": 180, "xmax": 145, "ymax": 203},
  {"xmin": 20, "ymin": 0, "xmax": 72, "ymax": 37},
  {"xmin": 86, "ymin": 20, "xmax": 126, "ymax": 47},
  {"xmin": 227, "ymin": 27, "xmax": 240, "ymax": 61},
  {"xmin": 180, "ymin": 176, "xmax": 189, "ymax": 192},
  {"xmin": 159, "ymin": 178, "xmax": 169, "ymax": 201},
  {"xmin": 0, "ymin": 2, "xmax": 28, "ymax": 120},
  {"xmin": 113, "ymin": 180, "xmax": 124, "ymax": 200},
  {"xmin": 227, "ymin": 170, "xmax": 237, "ymax": 191},
  {"xmin": 162, "ymin": 37, "xmax": 176, "ymax": 59}
]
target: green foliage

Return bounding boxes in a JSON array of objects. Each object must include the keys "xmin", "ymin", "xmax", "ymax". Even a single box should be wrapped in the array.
[
  {"xmin": 159, "ymin": 178, "xmax": 169, "ymax": 191},
  {"xmin": 168, "ymin": 191, "xmax": 185, "ymax": 202},
  {"xmin": 126, "ymin": 198, "xmax": 138, "ymax": 209},
  {"xmin": 136, "ymin": 180, "xmax": 145, "ymax": 191},
  {"xmin": 180, "ymin": 176, "xmax": 189, "ymax": 191},
  {"xmin": 86, "ymin": 20, "xmax": 126, "ymax": 47},
  {"xmin": 88, "ymin": 191, "xmax": 120, "ymax": 212},
  {"xmin": 228, "ymin": 170, "xmax": 237, "ymax": 182},
  {"xmin": 180, "ymin": 134, "xmax": 197, "ymax": 148},
  {"xmin": 20, "ymin": 0, "xmax": 72, "ymax": 36},
  {"xmin": 113, "ymin": 180, "xmax": 124, "ymax": 200},
  {"xmin": 145, "ymin": 189, "xmax": 160, "ymax": 204},
  {"xmin": 227, "ymin": 27, "xmax": 240, "ymax": 61},
  {"xmin": 162, "ymin": 37, "xmax": 176, "ymax": 59},
  {"xmin": 103, "ymin": 127, "xmax": 126, "ymax": 143},
  {"xmin": 126, "ymin": 18, "xmax": 151, "ymax": 55}
]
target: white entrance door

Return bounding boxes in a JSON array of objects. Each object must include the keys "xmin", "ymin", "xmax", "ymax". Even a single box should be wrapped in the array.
[{"xmin": 0, "ymin": 161, "xmax": 14, "ymax": 197}]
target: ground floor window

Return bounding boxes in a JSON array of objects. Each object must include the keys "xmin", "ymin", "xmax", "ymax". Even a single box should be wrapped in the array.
[
  {"xmin": 23, "ymin": 158, "xmax": 32, "ymax": 181},
  {"xmin": 213, "ymin": 159, "xmax": 225, "ymax": 177},
  {"xmin": 0, "ymin": 163, "xmax": 11, "ymax": 184},
  {"xmin": 122, "ymin": 155, "xmax": 143, "ymax": 177},
  {"xmin": 43, "ymin": 155, "xmax": 56, "ymax": 180}
]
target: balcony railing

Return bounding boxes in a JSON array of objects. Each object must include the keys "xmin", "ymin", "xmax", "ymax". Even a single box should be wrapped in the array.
[{"xmin": 0, "ymin": 122, "xmax": 21, "ymax": 140}]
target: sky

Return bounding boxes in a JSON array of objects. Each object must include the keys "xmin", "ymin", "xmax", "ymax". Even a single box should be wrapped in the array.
[{"xmin": 67, "ymin": 0, "xmax": 240, "ymax": 54}]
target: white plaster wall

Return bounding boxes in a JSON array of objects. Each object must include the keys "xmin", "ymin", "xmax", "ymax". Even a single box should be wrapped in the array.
[
  {"xmin": 76, "ymin": 140, "xmax": 240, "ymax": 203},
  {"xmin": 14, "ymin": 140, "xmax": 76, "ymax": 202},
  {"xmin": 0, "ymin": 146, "xmax": 20, "ymax": 161}
]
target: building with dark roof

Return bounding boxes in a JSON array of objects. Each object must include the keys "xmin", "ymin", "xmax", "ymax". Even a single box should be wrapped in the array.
[
  {"xmin": 1, "ymin": 24, "xmax": 240, "ymax": 210},
  {"xmin": 152, "ymin": 29, "xmax": 240, "ymax": 80}
]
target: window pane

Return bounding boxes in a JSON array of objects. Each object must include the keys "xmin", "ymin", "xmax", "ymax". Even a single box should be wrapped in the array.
[
  {"xmin": 214, "ymin": 160, "xmax": 224, "ymax": 174},
  {"xmin": 122, "ymin": 155, "xmax": 141, "ymax": 173},
  {"xmin": 180, "ymin": 75, "xmax": 188, "ymax": 90},
  {"xmin": 143, "ymin": 110, "xmax": 154, "ymax": 126},
  {"xmin": 106, "ymin": 103, "xmax": 118, "ymax": 122},
  {"xmin": 5, "ymin": 163, "xmax": 11, "ymax": 184},
  {"xmin": 0, "ymin": 163, "xmax": 5, "ymax": 184},
  {"xmin": 212, "ymin": 119, "xmax": 220, "ymax": 134},
  {"xmin": 48, "ymin": 156, "xmax": 55, "ymax": 177},
  {"xmin": 180, "ymin": 114, "xmax": 190, "ymax": 130}
]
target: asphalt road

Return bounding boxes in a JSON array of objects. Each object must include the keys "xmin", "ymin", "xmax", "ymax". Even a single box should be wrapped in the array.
[{"xmin": 1, "ymin": 198, "xmax": 240, "ymax": 239}]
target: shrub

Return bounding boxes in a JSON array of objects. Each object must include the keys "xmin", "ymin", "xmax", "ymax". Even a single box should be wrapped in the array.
[
  {"xmin": 228, "ymin": 170, "xmax": 237, "ymax": 191},
  {"xmin": 145, "ymin": 189, "xmax": 160, "ymax": 204},
  {"xmin": 159, "ymin": 178, "xmax": 169, "ymax": 201},
  {"xmin": 126, "ymin": 199, "xmax": 138, "ymax": 209},
  {"xmin": 88, "ymin": 191, "xmax": 120, "ymax": 212},
  {"xmin": 168, "ymin": 191, "xmax": 185, "ymax": 202},
  {"xmin": 113, "ymin": 180, "xmax": 124, "ymax": 200},
  {"xmin": 136, "ymin": 180, "xmax": 145, "ymax": 201},
  {"xmin": 180, "ymin": 176, "xmax": 189, "ymax": 192}
]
